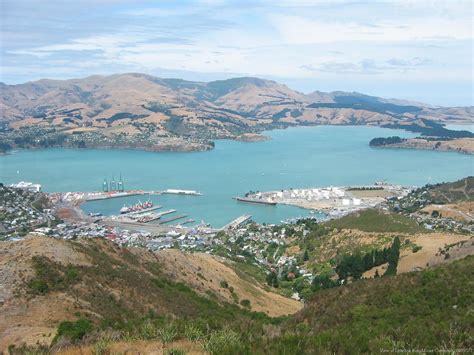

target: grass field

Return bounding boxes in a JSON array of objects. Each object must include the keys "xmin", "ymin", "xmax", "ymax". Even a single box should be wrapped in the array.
[{"xmin": 326, "ymin": 208, "xmax": 427, "ymax": 234}]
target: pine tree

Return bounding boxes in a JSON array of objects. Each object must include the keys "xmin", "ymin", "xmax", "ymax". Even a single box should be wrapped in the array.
[
  {"xmin": 384, "ymin": 237, "xmax": 400, "ymax": 276},
  {"xmin": 303, "ymin": 249, "xmax": 309, "ymax": 261},
  {"xmin": 266, "ymin": 271, "xmax": 279, "ymax": 287}
]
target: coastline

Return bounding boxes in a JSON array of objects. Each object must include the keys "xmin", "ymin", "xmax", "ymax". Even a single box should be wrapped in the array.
[
  {"xmin": 3, "ymin": 122, "xmax": 473, "ymax": 155},
  {"xmin": 372, "ymin": 138, "xmax": 474, "ymax": 155}
]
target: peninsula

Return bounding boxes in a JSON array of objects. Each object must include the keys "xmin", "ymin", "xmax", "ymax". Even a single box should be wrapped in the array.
[
  {"xmin": 1, "ymin": 74, "xmax": 472, "ymax": 153},
  {"xmin": 369, "ymin": 118, "xmax": 474, "ymax": 154}
]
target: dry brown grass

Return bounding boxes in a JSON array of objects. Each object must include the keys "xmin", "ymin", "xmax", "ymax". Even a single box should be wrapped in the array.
[
  {"xmin": 420, "ymin": 201, "xmax": 473, "ymax": 222},
  {"xmin": 156, "ymin": 249, "xmax": 302, "ymax": 317},
  {"xmin": 56, "ymin": 339, "xmax": 205, "ymax": 355}
]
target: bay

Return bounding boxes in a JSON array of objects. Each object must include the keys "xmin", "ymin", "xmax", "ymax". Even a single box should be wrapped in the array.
[{"xmin": 1, "ymin": 126, "xmax": 472, "ymax": 227}]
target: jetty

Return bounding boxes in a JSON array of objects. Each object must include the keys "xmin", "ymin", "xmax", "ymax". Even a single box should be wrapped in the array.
[
  {"xmin": 159, "ymin": 214, "xmax": 187, "ymax": 224},
  {"xmin": 84, "ymin": 190, "xmax": 161, "ymax": 201},
  {"xmin": 140, "ymin": 209, "xmax": 176, "ymax": 223},
  {"xmin": 220, "ymin": 214, "xmax": 252, "ymax": 231},
  {"xmin": 174, "ymin": 219, "xmax": 195, "ymax": 226},
  {"xmin": 123, "ymin": 205, "xmax": 162, "ymax": 216}
]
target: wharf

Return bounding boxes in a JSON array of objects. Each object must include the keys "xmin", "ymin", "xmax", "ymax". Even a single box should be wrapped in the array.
[
  {"xmin": 220, "ymin": 214, "xmax": 252, "ymax": 231},
  {"xmin": 159, "ymin": 214, "xmax": 187, "ymax": 224},
  {"xmin": 175, "ymin": 219, "xmax": 195, "ymax": 226},
  {"xmin": 142, "ymin": 209, "xmax": 177, "ymax": 223},
  {"xmin": 125, "ymin": 205, "xmax": 162, "ymax": 216},
  {"xmin": 84, "ymin": 190, "xmax": 161, "ymax": 201}
]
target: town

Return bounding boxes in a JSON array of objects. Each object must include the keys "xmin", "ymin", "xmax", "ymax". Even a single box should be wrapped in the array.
[{"xmin": 2, "ymin": 178, "xmax": 472, "ymax": 303}]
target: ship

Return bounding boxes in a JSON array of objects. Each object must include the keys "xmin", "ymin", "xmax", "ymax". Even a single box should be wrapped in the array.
[
  {"xmin": 162, "ymin": 189, "xmax": 202, "ymax": 196},
  {"xmin": 120, "ymin": 200, "xmax": 153, "ymax": 214},
  {"xmin": 233, "ymin": 196, "xmax": 277, "ymax": 205}
]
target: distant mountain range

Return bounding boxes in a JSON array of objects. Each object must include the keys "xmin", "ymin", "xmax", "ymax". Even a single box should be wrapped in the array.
[{"xmin": 1, "ymin": 74, "xmax": 472, "ymax": 140}]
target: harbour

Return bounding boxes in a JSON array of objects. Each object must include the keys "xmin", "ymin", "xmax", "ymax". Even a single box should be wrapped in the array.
[{"xmin": 2, "ymin": 126, "xmax": 472, "ymax": 227}]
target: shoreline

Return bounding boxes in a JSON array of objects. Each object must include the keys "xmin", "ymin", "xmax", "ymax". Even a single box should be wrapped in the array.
[
  {"xmin": 3, "ymin": 121, "xmax": 474, "ymax": 155},
  {"xmin": 372, "ymin": 138, "xmax": 474, "ymax": 155},
  {"xmin": 238, "ymin": 184, "xmax": 414, "ymax": 221}
]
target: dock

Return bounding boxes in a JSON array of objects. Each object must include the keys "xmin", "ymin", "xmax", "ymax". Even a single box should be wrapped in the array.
[
  {"xmin": 123, "ymin": 205, "xmax": 162, "ymax": 216},
  {"xmin": 159, "ymin": 214, "xmax": 187, "ymax": 224},
  {"xmin": 141, "ymin": 209, "xmax": 176, "ymax": 223},
  {"xmin": 220, "ymin": 214, "xmax": 252, "ymax": 231},
  {"xmin": 84, "ymin": 190, "xmax": 161, "ymax": 201},
  {"xmin": 172, "ymin": 218, "xmax": 195, "ymax": 226}
]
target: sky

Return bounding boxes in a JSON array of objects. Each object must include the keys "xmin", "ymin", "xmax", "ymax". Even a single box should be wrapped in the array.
[{"xmin": 0, "ymin": 0, "xmax": 473, "ymax": 106}]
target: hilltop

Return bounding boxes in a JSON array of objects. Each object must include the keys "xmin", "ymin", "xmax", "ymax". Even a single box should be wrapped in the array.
[{"xmin": 1, "ymin": 74, "xmax": 472, "ymax": 152}]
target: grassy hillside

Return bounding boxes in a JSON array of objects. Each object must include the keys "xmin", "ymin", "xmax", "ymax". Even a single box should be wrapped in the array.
[
  {"xmin": 2, "ymin": 74, "xmax": 472, "ymax": 153},
  {"xmin": 428, "ymin": 176, "xmax": 474, "ymax": 203},
  {"xmin": 325, "ymin": 208, "xmax": 427, "ymax": 233},
  {"xmin": 1, "ymin": 237, "xmax": 288, "ymax": 353},
  {"xmin": 253, "ymin": 256, "xmax": 474, "ymax": 354},
  {"xmin": 9, "ymin": 252, "xmax": 473, "ymax": 354}
]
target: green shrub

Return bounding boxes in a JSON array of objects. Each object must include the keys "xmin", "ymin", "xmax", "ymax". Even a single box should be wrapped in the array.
[
  {"xmin": 240, "ymin": 299, "xmax": 251, "ymax": 308},
  {"xmin": 138, "ymin": 319, "xmax": 159, "ymax": 340},
  {"xmin": 28, "ymin": 256, "xmax": 80, "ymax": 294},
  {"xmin": 183, "ymin": 324, "xmax": 204, "ymax": 342},
  {"xmin": 92, "ymin": 339, "xmax": 110, "ymax": 355},
  {"xmin": 164, "ymin": 349, "xmax": 186, "ymax": 355},
  {"xmin": 158, "ymin": 324, "xmax": 178, "ymax": 343},
  {"xmin": 7, "ymin": 343, "xmax": 50, "ymax": 355},
  {"xmin": 220, "ymin": 280, "xmax": 229, "ymax": 288},
  {"xmin": 53, "ymin": 319, "xmax": 93, "ymax": 344},
  {"xmin": 204, "ymin": 329, "xmax": 242, "ymax": 354}
]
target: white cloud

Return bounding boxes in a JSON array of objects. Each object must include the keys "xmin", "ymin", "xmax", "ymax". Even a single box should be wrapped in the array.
[
  {"xmin": 270, "ymin": 14, "xmax": 472, "ymax": 45},
  {"xmin": 1, "ymin": 0, "xmax": 472, "ymax": 105}
]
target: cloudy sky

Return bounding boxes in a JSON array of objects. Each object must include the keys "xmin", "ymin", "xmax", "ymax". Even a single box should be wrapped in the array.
[{"xmin": 1, "ymin": 0, "xmax": 472, "ymax": 105}]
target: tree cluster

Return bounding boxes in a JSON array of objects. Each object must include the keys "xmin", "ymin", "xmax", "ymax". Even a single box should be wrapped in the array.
[{"xmin": 335, "ymin": 237, "xmax": 401, "ymax": 281}]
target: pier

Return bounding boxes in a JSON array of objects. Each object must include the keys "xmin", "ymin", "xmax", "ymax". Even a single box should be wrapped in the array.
[
  {"xmin": 140, "ymin": 209, "xmax": 177, "ymax": 223},
  {"xmin": 159, "ymin": 214, "xmax": 187, "ymax": 224},
  {"xmin": 84, "ymin": 190, "xmax": 160, "ymax": 201},
  {"xmin": 174, "ymin": 219, "xmax": 195, "ymax": 226},
  {"xmin": 220, "ymin": 214, "xmax": 252, "ymax": 231},
  {"xmin": 123, "ymin": 205, "xmax": 162, "ymax": 216}
]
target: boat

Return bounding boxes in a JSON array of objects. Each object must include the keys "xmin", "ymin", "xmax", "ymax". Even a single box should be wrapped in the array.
[
  {"xmin": 162, "ymin": 189, "xmax": 202, "ymax": 196},
  {"xmin": 233, "ymin": 197, "xmax": 277, "ymax": 205},
  {"xmin": 120, "ymin": 200, "xmax": 153, "ymax": 214}
]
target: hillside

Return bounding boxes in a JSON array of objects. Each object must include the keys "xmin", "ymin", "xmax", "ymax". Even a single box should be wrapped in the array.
[
  {"xmin": 4, "ymin": 237, "xmax": 473, "ymax": 354},
  {"xmin": 1, "ymin": 74, "xmax": 472, "ymax": 152},
  {"xmin": 0, "ymin": 236, "xmax": 300, "ymax": 352},
  {"xmin": 279, "ymin": 256, "xmax": 474, "ymax": 353},
  {"xmin": 391, "ymin": 177, "xmax": 474, "ymax": 224}
]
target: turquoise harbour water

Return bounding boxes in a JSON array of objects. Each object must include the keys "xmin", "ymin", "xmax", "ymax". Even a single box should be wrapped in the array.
[{"xmin": 1, "ymin": 126, "xmax": 472, "ymax": 227}]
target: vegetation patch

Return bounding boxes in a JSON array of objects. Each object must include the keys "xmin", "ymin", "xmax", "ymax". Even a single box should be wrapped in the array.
[
  {"xmin": 326, "ymin": 208, "xmax": 427, "ymax": 234},
  {"xmin": 28, "ymin": 255, "xmax": 80, "ymax": 294}
]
